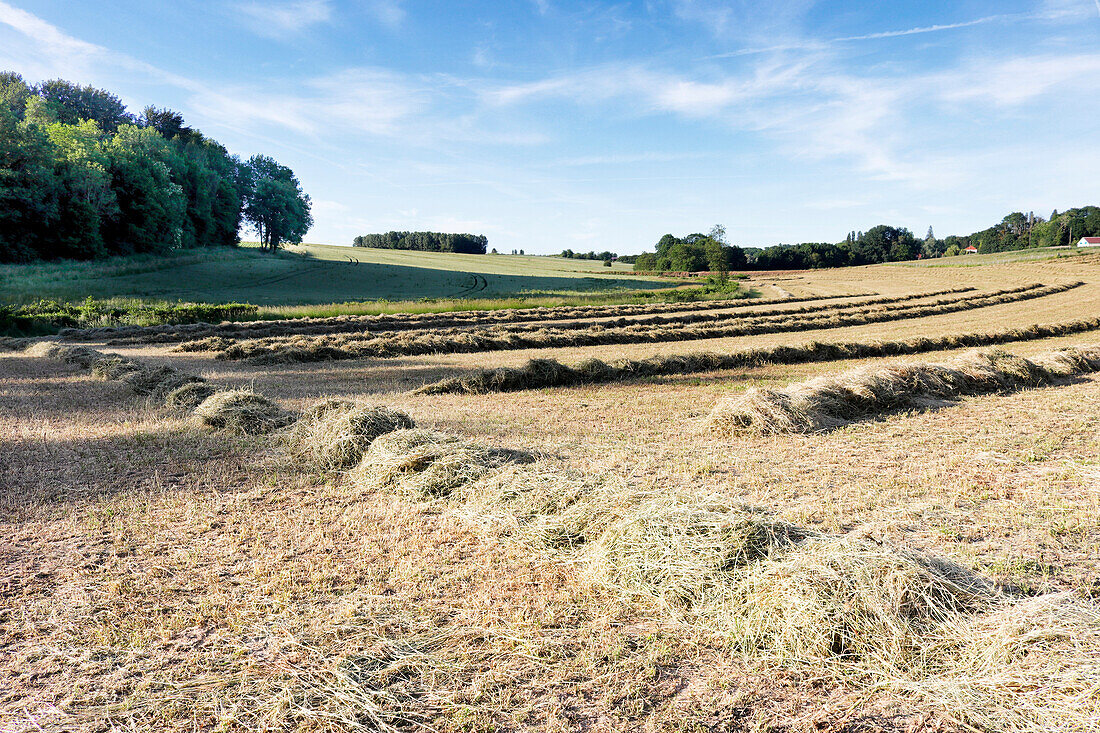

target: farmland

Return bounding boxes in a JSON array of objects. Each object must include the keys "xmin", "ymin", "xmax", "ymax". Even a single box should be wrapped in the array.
[
  {"xmin": 5, "ymin": 249, "xmax": 1100, "ymax": 732},
  {"xmin": 0, "ymin": 243, "xmax": 663, "ymax": 309}
]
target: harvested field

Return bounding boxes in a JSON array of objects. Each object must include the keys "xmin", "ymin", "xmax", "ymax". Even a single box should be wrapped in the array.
[
  {"xmin": 415, "ymin": 315, "xmax": 1100, "ymax": 394},
  {"xmin": 7, "ymin": 252, "xmax": 1100, "ymax": 733},
  {"xmin": 185, "ymin": 284, "xmax": 985, "ymax": 351},
  {"xmin": 215, "ymin": 281, "xmax": 1082, "ymax": 363},
  {"xmin": 58, "ymin": 289, "xmax": 882, "ymax": 345}
]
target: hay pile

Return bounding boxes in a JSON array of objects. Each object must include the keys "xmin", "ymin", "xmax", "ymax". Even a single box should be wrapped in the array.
[
  {"xmin": 193, "ymin": 389, "xmax": 295, "ymax": 434},
  {"xmin": 217, "ymin": 282, "xmax": 1082, "ymax": 364},
  {"xmin": 415, "ymin": 316, "xmax": 1100, "ymax": 395},
  {"xmin": 709, "ymin": 344, "xmax": 1100, "ymax": 434},
  {"xmin": 26, "ymin": 341, "xmax": 212, "ymax": 405},
  {"xmin": 352, "ymin": 429, "xmax": 529, "ymax": 498},
  {"xmin": 24, "ymin": 341, "xmax": 103, "ymax": 368},
  {"xmin": 165, "ymin": 381, "xmax": 216, "ymax": 409},
  {"xmin": 285, "ymin": 400, "xmax": 415, "ymax": 470},
  {"xmin": 338, "ymin": 416, "xmax": 1100, "ymax": 729}
]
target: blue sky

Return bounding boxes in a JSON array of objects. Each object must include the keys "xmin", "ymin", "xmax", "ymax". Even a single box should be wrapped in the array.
[{"xmin": 1, "ymin": 0, "xmax": 1099, "ymax": 253}]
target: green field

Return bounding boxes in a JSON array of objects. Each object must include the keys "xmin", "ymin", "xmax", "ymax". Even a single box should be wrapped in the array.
[
  {"xmin": 0, "ymin": 242, "xmax": 666, "ymax": 308},
  {"xmin": 892, "ymin": 246, "xmax": 1091, "ymax": 267}
]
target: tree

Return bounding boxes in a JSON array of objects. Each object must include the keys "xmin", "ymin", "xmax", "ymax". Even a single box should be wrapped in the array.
[
  {"xmin": 38, "ymin": 79, "xmax": 134, "ymax": 132},
  {"xmin": 241, "ymin": 155, "xmax": 312, "ymax": 251},
  {"xmin": 141, "ymin": 105, "xmax": 198, "ymax": 144}
]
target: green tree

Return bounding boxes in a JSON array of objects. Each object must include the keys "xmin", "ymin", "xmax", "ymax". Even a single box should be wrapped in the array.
[
  {"xmin": 38, "ymin": 79, "xmax": 134, "ymax": 132},
  {"xmin": 242, "ymin": 155, "xmax": 312, "ymax": 251}
]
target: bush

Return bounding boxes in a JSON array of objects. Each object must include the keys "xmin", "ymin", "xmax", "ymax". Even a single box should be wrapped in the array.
[{"xmin": 0, "ymin": 297, "xmax": 258, "ymax": 336}]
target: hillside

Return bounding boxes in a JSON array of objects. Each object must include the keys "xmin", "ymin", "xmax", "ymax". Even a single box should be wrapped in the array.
[{"xmin": 0, "ymin": 242, "xmax": 664, "ymax": 307}]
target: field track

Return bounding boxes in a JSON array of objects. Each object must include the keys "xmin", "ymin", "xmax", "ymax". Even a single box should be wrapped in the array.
[{"xmin": 214, "ymin": 281, "xmax": 1083, "ymax": 363}]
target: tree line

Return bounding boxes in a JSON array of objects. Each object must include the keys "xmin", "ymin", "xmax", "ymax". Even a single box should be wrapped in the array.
[
  {"xmin": 560, "ymin": 249, "xmax": 616, "ymax": 263},
  {"xmin": 353, "ymin": 231, "xmax": 488, "ymax": 254},
  {"xmin": 0, "ymin": 73, "xmax": 312, "ymax": 263},
  {"xmin": 634, "ymin": 209, "xmax": 1100, "ymax": 273}
]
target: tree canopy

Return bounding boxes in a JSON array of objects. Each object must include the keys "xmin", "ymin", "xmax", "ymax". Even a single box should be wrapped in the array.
[
  {"xmin": 0, "ymin": 72, "xmax": 311, "ymax": 262},
  {"xmin": 353, "ymin": 231, "xmax": 488, "ymax": 254}
]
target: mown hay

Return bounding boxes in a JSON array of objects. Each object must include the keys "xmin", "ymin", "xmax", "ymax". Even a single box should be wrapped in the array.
[
  {"xmin": 285, "ymin": 401, "xmax": 415, "ymax": 470},
  {"xmin": 229, "ymin": 282, "xmax": 1082, "ymax": 365},
  {"xmin": 116, "ymin": 364, "xmax": 204, "ymax": 397},
  {"xmin": 91, "ymin": 356, "xmax": 144, "ymax": 380},
  {"xmin": 24, "ymin": 341, "xmax": 103, "ymax": 368},
  {"xmin": 709, "ymin": 344, "xmax": 1100, "ymax": 434},
  {"xmin": 456, "ymin": 464, "xmax": 634, "ymax": 550},
  {"xmin": 583, "ymin": 494, "xmax": 806, "ymax": 606},
  {"xmin": 165, "ymin": 381, "xmax": 216, "ymax": 409},
  {"xmin": 353, "ymin": 429, "xmax": 528, "ymax": 498},
  {"xmin": 725, "ymin": 537, "xmax": 994, "ymax": 667},
  {"xmin": 193, "ymin": 390, "xmax": 295, "ymax": 434},
  {"xmin": 916, "ymin": 592, "xmax": 1100, "ymax": 732}
]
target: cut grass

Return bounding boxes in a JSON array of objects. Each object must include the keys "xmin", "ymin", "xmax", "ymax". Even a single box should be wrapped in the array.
[
  {"xmin": 218, "ymin": 282, "xmax": 1083, "ymax": 364},
  {"xmin": 708, "ymin": 344, "xmax": 1100, "ymax": 433},
  {"xmin": 284, "ymin": 400, "xmax": 415, "ymax": 470},
  {"xmin": 414, "ymin": 315, "xmax": 1100, "ymax": 394}
]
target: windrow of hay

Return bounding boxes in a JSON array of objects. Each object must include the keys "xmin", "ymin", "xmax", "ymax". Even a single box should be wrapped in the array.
[
  {"xmin": 415, "ymin": 316, "xmax": 1100, "ymax": 394},
  {"xmin": 166, "ymin": 286, "xmax": 971, "ymax": 353},
  {"xmin": 164, "ymin": 381, "xmax": 216, "ymax": 409},
  {"xmin": 25, "ymin": 340, "xmax": 209, "ymax": 403},
  {"xmin": 284, "ymin": 400, "xmax": 415, "ymax": 470},
  {"xmin": 218, "ymin": 282, "xmax": 1082, "ymax": 364},
  {"xmin": 708, "ymin": 343, "xmax": 1100, "ymax": 434},
  {"xmin": 193, "ymin": 389, "xmax": 296, "ymax": 435},
  {"xmin": 351, "ymin": 428, "xmax": 532, "ymax": 498},
  {"xmin": 350, "ymin": 424, "xmax": 1100, "ymax": 730},
  {"xmin": 64, "ymin": 289, "xmax": 885, "ymax": 346},
  {"xmin": 200, "ymin": 285, "xmax": 1004, "ymax": 358}
]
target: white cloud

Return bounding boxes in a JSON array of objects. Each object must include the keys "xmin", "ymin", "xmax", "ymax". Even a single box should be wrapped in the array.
[
  {"xmin": 364, "ymin": 0, "xmax": 405, "ymax": 28},
  {"xmin": 236, "ymin": 0, "xmax": 332, "ymax": 39}
]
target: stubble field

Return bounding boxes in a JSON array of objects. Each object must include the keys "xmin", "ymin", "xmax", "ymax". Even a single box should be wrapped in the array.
[{"xmin": 4, "ymin": 250, "xmax": 1100, "ymax": 732}]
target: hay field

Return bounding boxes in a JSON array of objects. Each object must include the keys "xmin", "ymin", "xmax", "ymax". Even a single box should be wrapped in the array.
[{"xmin": 5, "ymin": 252, "xmax": 1100, "ymax": 732}]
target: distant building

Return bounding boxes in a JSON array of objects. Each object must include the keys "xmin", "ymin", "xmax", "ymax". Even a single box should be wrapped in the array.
[
  {"xmin": 1077, "ymin": 237, "xmax": 1100, "ymax": 247},
  {"xmin": 964, "ymin": 245, "xmax": 978, "ymax": 254}
]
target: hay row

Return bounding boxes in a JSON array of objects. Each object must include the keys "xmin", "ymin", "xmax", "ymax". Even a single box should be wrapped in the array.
[
  {"xmin": 24, "ymin": 341, "xmax": 212, "ymax": 405},
  {"xmin": 60, "ymin": 290, "xmax": 884, "ymax": 346},
  {"xmin": 166, "ymin": 286, "xmax": 973, "ymax": 352},
  {"xmin": 184, "ymin": 285, "xmax": 997, "ymax": 355},
  {"xmin": 23, "ymin": 341, "xmax": 423, "ymax": 448},
  {"xmin": 414, "ymin": 315, "xmax": 1100, "ymax": 394},
  {"xmin": 218, "ymin": 281, "xmax": 1083, "ymax": 364},
  {"xmin": 346, "ymin": 424, "xmax": 1100, "ymax": 731},
  {"xmin": 708, "ymin": 343, "xmax": 1100, "ymax": 434},
  {"xmin": 208, "ymin": 284, "xmax": 1042, "ymax": 361}
]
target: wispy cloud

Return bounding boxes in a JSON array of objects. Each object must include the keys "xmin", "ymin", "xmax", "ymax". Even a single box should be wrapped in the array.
[
  {"xmin": 236, "ymin": 0, "xmax": 332, "ymax": 39},
  {"xmin": 710, "ymin": 13, "xmax": 1023, "ymax": 58},
  {"xmin": 364, "ymin": 0, "xmax": 405, "ymax": 28}
]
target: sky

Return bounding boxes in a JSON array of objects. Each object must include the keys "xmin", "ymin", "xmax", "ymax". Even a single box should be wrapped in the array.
[{"xmin": 1, "ymin": 0, "xmax": 1099, "ymax": 254}]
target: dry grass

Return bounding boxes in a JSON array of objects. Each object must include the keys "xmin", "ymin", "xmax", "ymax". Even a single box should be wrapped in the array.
[
  {"xmin": 67, "ymin": 289, "xmax": 883, "ymax": 347},
  {"xmin": 216, "ymin": 282, "xmax": 1081, "ymax": 364},
  {"xmin": 709, "ymin": 344, "xmax": 1100, "ymax": 433},
  {"xmin": 352, "ymin": 428, "xmax": 530, "ymax": 498},
  {"xmin": 165, "ymin": 380, "xmax": 216, "ymax": 409},
  {"xmin": 415, "ymin": 316, "xmax": 1100, "ymax": 394},
  {"xmin": 284, "ymin": 399, "xmax": 415, "ymax": 470},
  {"xmin": 7, "ymin": 255, "xmax": 1100, "ymax": 733},
  {"xmin": 193, "ymin": 389, "xmax": 295, "ymax": 434}
]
